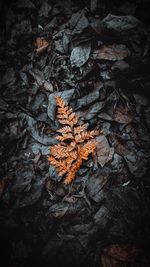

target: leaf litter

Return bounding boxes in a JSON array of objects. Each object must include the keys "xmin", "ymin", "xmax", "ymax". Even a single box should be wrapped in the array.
[{"xmin": 0, "ymin": 0, "xmax": 150, "ymax": 267}]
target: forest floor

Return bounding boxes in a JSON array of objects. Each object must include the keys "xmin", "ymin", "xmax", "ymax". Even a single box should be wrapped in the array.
[{"xmin": 0, "ymin": 0, "xmax": 150, "ymax": 266}]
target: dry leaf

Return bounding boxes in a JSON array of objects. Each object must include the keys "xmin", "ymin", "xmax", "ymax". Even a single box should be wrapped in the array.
[
  {"xmin": 93, "ymin": 44, "xmax": 130, "ymax": 61},
  {"xmin": 35, "ymin": 37, "xmax": 49, "ymax": 54},
  {"xmin": 48, "ymin": 96, "xmax": 100, "ymax": 184}
]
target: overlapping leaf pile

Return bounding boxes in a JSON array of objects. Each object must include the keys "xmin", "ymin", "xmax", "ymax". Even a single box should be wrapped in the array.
[{"xmin": 0, "ymin": 0, "xmax": 150, "ymax": 267}]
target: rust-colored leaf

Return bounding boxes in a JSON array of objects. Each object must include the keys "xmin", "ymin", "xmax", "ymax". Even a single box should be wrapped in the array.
[{"xmin": 48, "ymin": 96, "xmax": 100, "ymax": 184}]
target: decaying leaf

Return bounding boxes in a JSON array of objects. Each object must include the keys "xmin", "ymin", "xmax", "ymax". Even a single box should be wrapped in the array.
[
  {"xmin": 86, "ymin": 171, "xmax": 108, "ymax": 203},
  {"xmin": 95, "ymin": 135, "xmax": 114, "ymax": 167},
  {"xmin": 113, "ymin": 105, "xmax": 134, "ymax": 124},
  {"xmin": 47, "ymin": 203, "xmax": 69, "ymax": 218},
  {"xmin": 93, "ymin": 44, "xmax": 130, "ymax": 61}
]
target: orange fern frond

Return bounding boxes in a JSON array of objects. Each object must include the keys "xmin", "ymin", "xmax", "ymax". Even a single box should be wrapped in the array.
[
  {"xmin": 50, "ymin": 144, "xmax": 69, "ymax": 159},
  {"xmin": 55, "ymin": 96, "xmax": 79, "ymax": 127},
  {"xmin": 57, "ymin": 126, "xmax": 72, "ymax": 134},
  {"xmin": 79, "ymin": 141, "xmax": 97, "ymax": 160},
  {"xmin": 75, "ymin": 130, "xmax": 100, "ymax": 143},
  {"xmin": 48, "ymin": 96, "xmax": 100, "ymax": 184},
  {"xmin": 55, "ymin": 95, "xmax": 65, "ymax": 108},
  {"xmin": 74, "ymin": 123, "xmax": 88, "ymax": 134},
  {"xmin": 69, "ymin": 150, "xmax": 78, "ymax": 160},
  {"xmin": 64, "ymin": 157, "xmax": 83, "ymax": 184},
  {"xmin": 48, "ymin": 155, "xmax": 59, "ymax": 166},
  {"xmin": 55, "ymin": 132, "xmax": 74, "ymax": 141}
]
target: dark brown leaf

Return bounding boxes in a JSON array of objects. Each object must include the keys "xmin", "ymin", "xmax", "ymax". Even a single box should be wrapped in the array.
[
  {"xmin": 93, "ymin": 44, "xmax": 130, "ymax": 61},
  {"xmin": 101, "ymin": 244, "xmax": 150, "ymax": 267},
  {"xmin": 95, "ymin": 135, "xmax": 114, "ymax": 167}
]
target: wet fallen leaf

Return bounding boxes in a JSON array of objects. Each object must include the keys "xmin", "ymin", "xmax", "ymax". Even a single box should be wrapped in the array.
[
  {"xmin": 70, "ymin": 44, "xmax": 91, "ymax": 67},
  {"xmin": 93, "ymin": 44, "xmax": 130, "ymax": 61},
  {"xmin": 102, "ymin": 14, "xmax": 140, "ymax": 32},
  {"xmin": 68, "ymin": 9, "xmax": 89, "ymax": 34},
  {"xmin": 54, "ymin": 30, "xmax": 70, "ymax": 53},
  {"xmin": 47, "ymin": 203, "xmax": 69, "ymax": 218},
  {"xmin": 86, "ymin": 170, "xmax": 108, "ymax": 203},
  {"xmin": 84, "ymin": 101, "xmax": 105, "ymax": 120},
  {"xmin": 75, "ymin": 90, "xmax": 100, "ymax": 110},
  {"xmin": 18, "ymin": 113, "xmax": 56, "ymax": 145}
]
